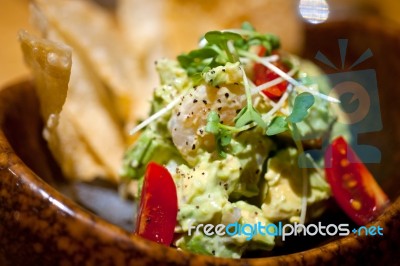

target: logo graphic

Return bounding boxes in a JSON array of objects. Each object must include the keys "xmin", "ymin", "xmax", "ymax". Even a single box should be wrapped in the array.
[
  {"xmin": 301, "ymin": 39, "xmax": 382, "ymax": 166},
  {"xmin": 188, "ymin": 222, "xmax": 384, "ymax": 241}
]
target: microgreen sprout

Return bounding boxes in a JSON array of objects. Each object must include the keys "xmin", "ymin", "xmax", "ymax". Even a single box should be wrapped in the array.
[
  {"xmin": 205, "ymin": 111, "xmax": 232, "ymax": 158},
  {"xmin": 129, "ymin": 92, "xmax": 185, "ymax": 135},
  {"xmin": 204, "ymin": 31, "xmax": 242, "ymax": 63},
  {"xmin": 291, "ymin": 123, "xmax": 308, "ymax": 226},
  {"xmin": 234, "ymin": 67, "xmax": 266, "ymax": 129},
  {"xmin": 286, "ymin": 92, "xmax": 315, "ymax": 123},
  {"xmin": 266, "ymin": 92, "xmax": 315, "ymax": 136},
  {"xmin": 205, "ymin": 110, "xmax": 256, "ymax": 157},
  {"xmin": 239, "ymin": 50, "xmax": 340, "ymax": 103}
]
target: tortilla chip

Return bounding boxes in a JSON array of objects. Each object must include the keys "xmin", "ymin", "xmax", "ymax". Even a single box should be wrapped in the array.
[
  {"xmin": 63, "ymin": 47, "xmax": 125, "ymax": 181},
  {"xmin": 44, "ymin": 109, "xmax": 108, "ymax": 181},
  {"xmin": 118, "ymin": 0, "xmax": 304, "ymax": 62},
  {"xmin": 19, "ymin": 30, "xmax": 109, "ymax": 180},
  {"xmin": 23, "ymin": 1, "xmax": 129, "ymax": 182},
  {"xmin": 19, "ymin": 30, "xmax": 70, "ymax": 123},
  {"xmin": 33, "ymin": 0, "xmax": 148, "ymax": 124}
]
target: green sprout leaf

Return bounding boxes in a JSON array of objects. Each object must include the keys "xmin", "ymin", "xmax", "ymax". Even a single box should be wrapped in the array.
[
  {"xmin": 234, "ymin": 105, "xmax": 266, "ymax": 129},
  {"xmin": 204, "ymin": 31, "xmax": 242, "ymax": 63},
  {"xmin": 286, "ymin": 92, "xmax": 315, "ymax": 123},
  {"xmin": 177, "ymin": 47, "xmax": 218, "ymax": 76},
  {"xmin": 266, "ymin": 116, "xmax": 288, "ymax": 136},
  {"xmin": 205, "ymin": 31, "xmax": 243, "ymax": 44},
  {"xmin": 241, "ymin": 21, "xmax": 256, "ymax": 31},
  {"xmin": 188, "ymin": 47, "xmax": 219, "ymax": 59},
  {"xmin": 205, "ymin": 111, "xmax": 233, "ymax": 158},
  {"xmin": 220, "ymin": 129, "xmax": 232, "ymax": 146}
]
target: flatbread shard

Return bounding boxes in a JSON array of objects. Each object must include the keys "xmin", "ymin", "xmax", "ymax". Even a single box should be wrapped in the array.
[
  {"xmin": 118, "ymin": 0, "xmax": 304, "ymax": 65},
  {"xmin": 21, "ymin": 12, "xmax": 128, "ymax": 183},
  {"xmin": 19, "ymin": 30, "xmax": 108, "ymax": 180},
  {"xmin": 19, "ymin": 30, "xmax": 70, "ymax": 124},
  {"xmin": 33, "ymin": 0, "xmax": 147, "ymax": 124},
  {"xmin": 64, "ymin": 47, "xmax": 126, "ymax": 182},
  {"xmin": 46, "ymin": 109, "xmax": 109, "ymax": 181}
]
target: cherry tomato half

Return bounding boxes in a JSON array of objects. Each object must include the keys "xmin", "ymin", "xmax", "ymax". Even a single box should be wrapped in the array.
[
  {"xmin": 135, "ymin": 162, "xmax": 178, "ymax": 245},
  {"xmin": 253, "ymin": 56, "xmax": 289, "ymax": 101},
  {"xmin": 325, "ymin": 137, "xmax": 389, "ymax": 225}
]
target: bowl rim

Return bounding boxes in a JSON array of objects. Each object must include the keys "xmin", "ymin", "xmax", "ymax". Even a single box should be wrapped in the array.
[
  {"xmin": 1, "ymin": 80, "xmax": 399, "ymax": 265},
  {"xmin": 2, "ymin": 14, "xmax": 400, "ymax": 263}
]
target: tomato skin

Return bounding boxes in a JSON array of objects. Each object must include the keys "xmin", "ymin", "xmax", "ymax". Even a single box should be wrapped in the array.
[
  {"xmin": 252, "ymin": 44, "xmax": 288, "ymax": 101},
  {"xmin": 325, "ymin": 137, "xmax": 389, "ymax": 225},
  {"xmin": 253, "ymin": 62, "xmax": 288, "ymax": 101},
  {"xmin": 135, "ymin": 162, "xmax": 178, "ymax": 245}
]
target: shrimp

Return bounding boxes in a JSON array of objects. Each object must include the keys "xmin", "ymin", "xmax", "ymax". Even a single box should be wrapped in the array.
[{"xmin": 168, "ymin": 83, "xmax": 247, "ymax": 165}]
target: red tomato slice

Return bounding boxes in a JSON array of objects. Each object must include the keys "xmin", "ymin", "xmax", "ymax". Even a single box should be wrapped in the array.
[
  {"xmin": 135, "ymin": 162, "xmax": 178, "ymax": 245},
  {"xmin": 253, "ymin": 57, "xmax": 288, "ymax": 101},
  {"xmin": 325, "ymin": 137, "xmax": 389, "ymax": 225}
]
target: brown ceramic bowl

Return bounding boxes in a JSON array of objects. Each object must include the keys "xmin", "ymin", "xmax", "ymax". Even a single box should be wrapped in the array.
[{"xmin": 1, "ymin": 17, "xmax": 400, "ymax": 265}]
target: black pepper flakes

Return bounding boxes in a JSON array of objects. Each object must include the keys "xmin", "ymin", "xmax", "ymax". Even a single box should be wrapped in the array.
[
  {"xmin": 192, "ymin": 144, "xmax": 196, "ymax": 150},
  {"xmin": 218, "ymin": 107, "xmax": 222, "ymax": 111},
  {"xmin": 177, "ymin": 112, "xmax": 181, "ymax": 116},
  {"xmin": 202, "ymin": 100, "xmax": 208, "ymax": 105},
  {"xmin": 217, "ymin": 99, "xmax": 222, "ymax": 103},
  {"xmin": 193, "ymin": 99, "xmax": 198, "ymax": 103},
  {"xmin": 224, "ymin": 93, "xmax": 229, "ymax": 98}
]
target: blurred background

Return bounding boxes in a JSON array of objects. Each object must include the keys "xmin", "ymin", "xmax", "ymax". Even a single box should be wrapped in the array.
[
  {"xmin": 0, "ymin": 0, "xmax": 34, "ymax": 85},
  {"xmin": 1, "ymin": 0, "xmax": 400, "ymax": 86}
]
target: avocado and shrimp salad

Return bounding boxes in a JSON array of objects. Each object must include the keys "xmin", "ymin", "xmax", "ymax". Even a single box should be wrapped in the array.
[{"xmin": 120, "ymin": 23, "xmax": 389, "ymax": 258}]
